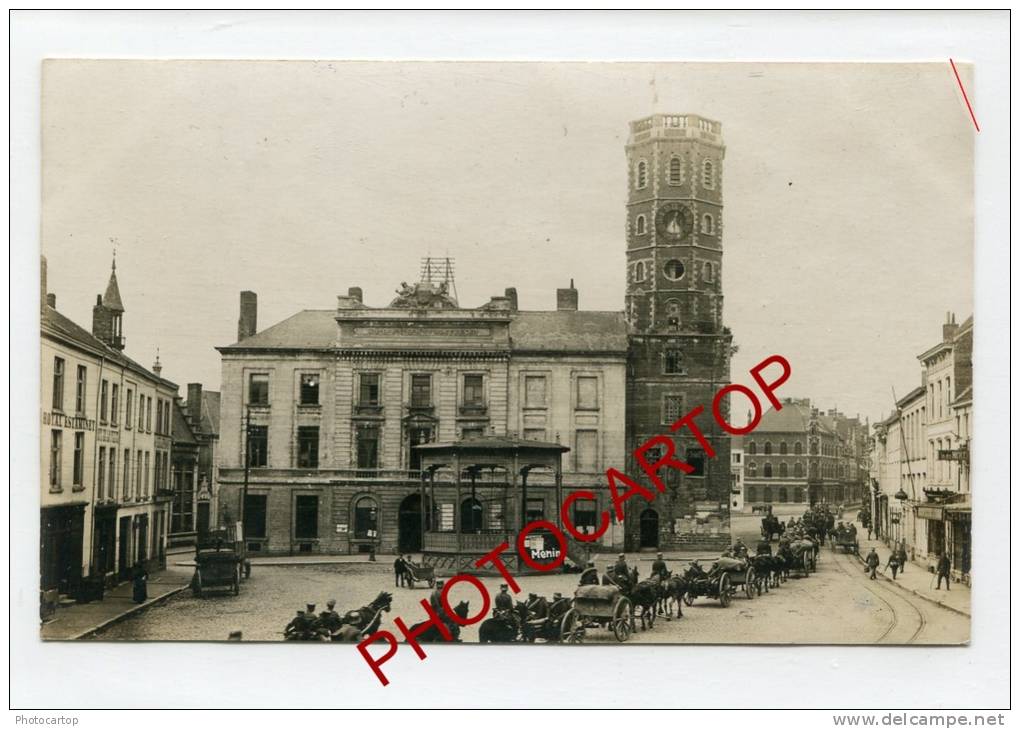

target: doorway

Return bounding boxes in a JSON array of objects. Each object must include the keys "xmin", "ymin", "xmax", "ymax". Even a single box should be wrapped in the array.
[
  {"xmin": 639, "ymin": 508, "xmax": 660, "ymax": 549},
  {"xmin": 399, "ymin": 494, "xmax": 429, "ymax": 553},
  {"xmin": 118, "ymin": 516, "xmax": 131, "ymax": 580},
  {"xmin": 461, "ymin": 497, "xmax": 483, "ymax": 534}
]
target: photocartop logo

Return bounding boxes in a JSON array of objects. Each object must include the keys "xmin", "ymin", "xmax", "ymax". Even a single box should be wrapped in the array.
[{"xmin": 358, "ymin": 354, "xmax": 792, "ymax": 687}]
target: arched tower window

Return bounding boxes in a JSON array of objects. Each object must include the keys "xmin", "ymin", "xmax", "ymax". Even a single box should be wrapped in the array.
[
  {"xmin": 703, "ymin": 262, "xmax": 714, "ymax": 283},
  {"xmin": 636, "ymin": 160, "xmax": 648, "ymax": 189},
  {"xmin": 634, "ymin": 261, "xmax": 646, "ymax": 283},
  {"xmin": 635, "ymin": 215, "xmax": 646, "ymax": 235},
  {"xmin": 702, "ymin": 160, "xmax": 715, "ymax": 189},
  {"xmin": 703, "ymin": 214, "xmax": 714, "ymax": 234},
  {"xmin": 669, "ymin": 156, "xmax": 682, "ymax": 185}
]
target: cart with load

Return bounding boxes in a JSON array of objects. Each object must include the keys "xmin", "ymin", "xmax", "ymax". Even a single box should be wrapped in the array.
[
  {"xmin": 788, "ymin": 538, "xmax": 817, "ymax": 577},
  {"xmin": 831, "ymin": 530, "xmax": 859, "ymax": 555},
  {"xmin": 404, "ymin": 560, "xmax": 436, "ymax": 589},
  {"xmin": 558, "ymin": 585, "xmax": 634, "ymax": 643},
  {"xmin": 192, "ymin": 527, "xmax": 244, "ymax": 596},
  {"xmin": 715, "ymin": 556, "xmax": 758, "ymax": 599},
  {"xmin": 680, "ymin": 561, "xmax": 736, "ymax": 608}
]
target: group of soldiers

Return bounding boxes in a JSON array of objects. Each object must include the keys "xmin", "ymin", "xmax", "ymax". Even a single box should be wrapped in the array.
[{"xmin": 284, "ymin": 599, "xmax": 343, "ymax": 640}]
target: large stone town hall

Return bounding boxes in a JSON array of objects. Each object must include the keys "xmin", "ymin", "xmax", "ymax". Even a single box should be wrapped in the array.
[{"xmin": 216, "ymin": 113, "xmax": 736, "ymax": 560}]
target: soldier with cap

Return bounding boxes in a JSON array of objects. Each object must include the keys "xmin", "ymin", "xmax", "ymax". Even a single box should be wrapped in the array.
[
  {"xmin": 732, "ymin": 539, "xmax": 749, "ymax": 559},
  {"xmin": 579, "ymin": 560, "xmax": 600, "ymax": 585},
  {"xmin": 285, "ymin": 608, "xmax": 311, "ymax": 639},
  {"xmin": 651, "ymin": 552, "xmax": 669, "ymax": 580},
  {"xmin": 429, "ymin": 580, "xmax": 445, "ymax": 615},
  {"xmin": 493, "ymin": 584, "xmax": 514, "ymax": 615},
  {"xmin": 319, "ymin": 599, "xmax": 342, "ymax": 633}
]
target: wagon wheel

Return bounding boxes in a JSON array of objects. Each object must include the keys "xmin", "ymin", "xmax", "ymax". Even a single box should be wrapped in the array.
[
  {"xmin": 233, "ymin": 565, "xmax": 240, "ymax": 595},
  {"xmin": 682, "ymin": 590, "xmax": 695, "ymax": 607},
  {"xmin": 744, "ymin": 569, "xmax": 755, "ymax": 600},
  {"xmin": 560, "ymin": 608, "xmax": 585, "ymax": 644},
  {"xmin": 427, "ymin": 576, "xmax": 436, "ymax": 589},
  {"xmin": 192, "ymin": 570, "xmax": 203, "ymax": 596},
  {"xmin": 718, "ymin": 573, "xmax": 732, "ymax": 608},
  {"xmin": 613, "ymin": 598, "xmax": 633, "ymax": 642}
]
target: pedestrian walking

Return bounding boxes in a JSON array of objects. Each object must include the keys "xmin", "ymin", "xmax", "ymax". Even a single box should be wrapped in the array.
[
  {"xmin": 865, "ymin": 547, "xmax": 880, "ymax": 580},
  {"xmin": 895, "ymin": 540, "xmax": 909, "ymax": 573},
  {"xmin": 935, "ymin": 553, "xmax": 952, "ymax": 590},
  {"xmin": 131, "ymin": 563, "xmax": 148, "ymax": 604},
  {"xmin": 885, "ymin": 553, "xmax": 900, "ymax": 580},
  {"xmin": 393, "ymin": 554, "xmax": 406, "ymax": 588}
]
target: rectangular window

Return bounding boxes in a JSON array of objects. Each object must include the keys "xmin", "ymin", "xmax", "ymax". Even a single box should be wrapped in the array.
[
  {"xmin": 136, "ymin": 449, "xmax": 143, "ymax": 497},
  {"xmin": 297, "ymin": 426, "xmax": 320, "ymax": 468},
  {"xmin": 523, "ymin": 428, "xmax": 546, "ymax": 442},
  {"xmin": 108, "ymin": 449, "xmax": 117, "ymax": 500},
  {"xmin": 461, "ymin": 426, "xmax": 484, "ymax": 440},
  {"xmin": 146, "ymin": 397, "xmax": 152, "ymax": 432},
  {"xmin": 123, "ymin": 450, "xmax": 130, "ymax": 501},
  {"xmin": 110, "ymin": 384, "xmax": 119, "ymax": 425},
  {"xmin": 358, "ymin": 373, "xmax": 380, "ymax": 406},
  {"xmin": 463, "ymin": 374, "xmax": 484, "ymax": 407},
  {"xmin": 576, "ymin": 376, "xmax": 598, "ymax": 410},
  {"xmin": 663, "ymin": 394, "xmax": 684, "ymax": 424},
  {"xmin": 488, "ymin": 502, "xmax": 504, "ymax": 531},
  {"xmin": 573, "ymin": 498, "xmax": 599, "ymax": 534},
  {"xmin": 575, "ymin": 430, "xmax": 599, "ymax": 472},
  {"xmin": 73, "ymin": 432, "xmax": 85, "ymax": 486},
  {"xmin": 525, "ymin": 375, "xmax": 547, "ymax": 408},
  {"xmin": 125, "ymin": 389, "xmax": 133, "ymax": 429},
  {"xmin": 244, "ymin": 494, "xmax": 267, "ymax": 539},
  {"xmin": 410, "ymin": 374, "xmax": 432, "ymax": 407},
  {"xmin": 687, "ymin": 448, "xmax": 706, "ymax": 477},
  {"xmin": 49, "ymin": 430, "xmax": 62, "ymax": 488},
  {"xmin": 138, "ymin": 394, "xmax": 145, "ymax": 430},
  {"xmin": 97, "ymin": 447, "xmax": 106, "ymax": 500},
  {"xmin": 664, "ymin": 349, "xmax": 684, "ymax": 374},
  {"xmin": 438, "ymin": 502, "xmax": 455, "ymax": 532},
  {"xmin": 294, "ymin": 495, "xmax": 319, "ymax": 539},
  {"xmin": 526, "ymin": 498, "xmax": 545, "ymax": 523},
  {"xmin": 300, "ymin": 373, "xmax": 320, "ymax": 405},
  {"xmin": 155, "ymin": 400, "xmax": 163, "ymax": 434},
  {"xmin": 357, "ymin": 426, "xmax": 379, "ymax": 470},
  {"xmin": 249, "ymin": 373, "xmax": 269, "ymax": 406},
  {"xmin": 75, "ymin": 365, "xmax": 87, "ymax": 414},
  {"xmin": 52, "ymin": 357, "xmax": 65, "ymax": 411},
  {"xmin": 100, "ymin": 380, "xmax": 109, "ymax": 423},
  {"xmin": 248, "ymin": 425, "xmax": 268, "ymax": 468}
]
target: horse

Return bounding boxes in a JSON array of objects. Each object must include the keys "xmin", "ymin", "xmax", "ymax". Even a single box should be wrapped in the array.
[
  {"xmin": 628, "ymin": 568, "xmax": 660, "ymax": 631},
  {"xmin": 337, "ymin": 591, "xmax": 393, "ymax": 633},
  {"xmin": 478, "ymin": 601, "xmax": 528, "ymax": 643},
  {"xmin": 658, "ymin": 571, "xmax": 687, "ymax": 620},
  {"xmin": 332, "ymin": 601, "xmax": 390, "ymax": 642},
  {"xmin": 405, "ymin": 600, "xmax": 470, "ymax": 643}
]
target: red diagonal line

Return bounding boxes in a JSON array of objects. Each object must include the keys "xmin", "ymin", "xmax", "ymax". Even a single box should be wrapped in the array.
[{"xmin": 950, "ymin": 58, "xmax": 980, "ymax": 132}]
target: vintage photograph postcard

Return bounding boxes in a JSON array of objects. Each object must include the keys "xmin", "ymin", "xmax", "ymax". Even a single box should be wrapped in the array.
[{"xmin": 38, "ymin": 60, "xmax": 973, "ymax": 661}]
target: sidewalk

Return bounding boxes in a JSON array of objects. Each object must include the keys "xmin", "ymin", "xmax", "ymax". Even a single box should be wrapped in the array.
[
  {"xmin": 852, "ymin": 529, "xmax": 970, "ymax": 618},
  {"xmin": 40, "ymin": 568, "xmax": 193, "ymax": 640}
]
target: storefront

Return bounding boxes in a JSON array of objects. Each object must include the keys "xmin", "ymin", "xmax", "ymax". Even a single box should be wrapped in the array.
[
  {"xmin": 946, "ymin": 502, "xmax": 971, "ymax": 584},
  {"xmin": 40, "ymin": 504, "xmax": 85, "ymax": 593},
  {"xmin": 92, "ymin": 505, "xmax": 118, "ymax": 581}
]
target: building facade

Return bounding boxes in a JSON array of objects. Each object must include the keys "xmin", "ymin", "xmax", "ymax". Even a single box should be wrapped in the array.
[
  {"xmin": 169, "ymin": 383, "xmax": 220, "ymax": 546},
  {"xmin": 729, "ymin": 436, "xmax": 744, "ymax": 512},
  {"xmin": 623, "ymin": 113, "xmax": 734, "ymax": 551},
  {"xmin": 216, "ymin": 277, "xmax": 628, "ymax": 557},
  {"xmin": 742, "ymin": 398, "xmax": 868, "ymax": 512},
  {"xmin": 40, "ymin": 257, "xmax": 176, "ymax": 595}
]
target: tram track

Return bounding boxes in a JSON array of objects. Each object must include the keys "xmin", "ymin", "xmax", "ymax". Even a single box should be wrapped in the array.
[{"xmin": 830, "ymin": 549, "xmax": 926, "ymax": 643}]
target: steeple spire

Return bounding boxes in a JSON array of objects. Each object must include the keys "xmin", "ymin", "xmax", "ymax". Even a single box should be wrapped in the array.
[{"xmin": 103, "ymin": 256, "xmax": 125, "ymax": 313}]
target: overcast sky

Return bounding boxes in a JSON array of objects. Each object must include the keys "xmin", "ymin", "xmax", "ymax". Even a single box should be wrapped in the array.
[{"xmin": 41, "ymin": 61, "xmax": 973, "ymax": 424}]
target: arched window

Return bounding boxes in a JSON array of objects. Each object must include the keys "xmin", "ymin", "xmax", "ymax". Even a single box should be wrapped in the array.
[
  {"xmin": 460, "ymin": 497, "xmax": 483, "ymax": 534},
  {"xmin": 747, "ymin": 486, "xmax": 757, "ymax": 503},
  {"xmin": 779, "ymin": 441, "xmax": 788, "ymax": 455},
  {"xmin": 702, "ymin": 160, "xmax": 715, "ymax": 189},
  {"xmin": 810, "ymin": 462, "xmax": 819, "ymax": 478},
  {"xmin": 794, "ymin": 441, "xmax": 803, "ymax": 455},
  {"xmin": 748, "ymin": 462, "xmax": 757, "ymax": 477},
  {"xmin": 763, "ymin": 486, "xmax": 773, "ymax": 503},
  {"xmin": 764, "ymin": 441, "xmax": 772, "ymax": 455},
  {"xmin": 669, "ymin": 156, "xmax": 682, "ymax": 185},
  {"xmin": 353, "ymin": 496, "xmax": 379, "ymax": 540},
  {"xmin": 794, "ymin": 487, "xmax": 804, "ymax": 503},
  {"xmin": 703, "ymin": 214, "xmax": 714, "ymax": 235},
  {"xmin": 747, "ymin": 441, "xmax": 757, "ymax": 455},
  {"xmin": 779, "ymin": 462, "xmax": 788, "ymax": 478},
  {"xmin": 794, "ymin": 462, "xmax": 804, "ymax": 478},
  {"xmin": 778, "ymin": 487, "xmax": 788, "ymax": 503},
  {"xmin": 763, "ymin": 463, "xmax": 773, "ymax": 478},
  {"xmin": 635, "ymin": 215, "xmax": 646, "ymax": 235},
  {"xmin": 637, "ymin": 160, "xmax": 648, "ymax": 189},
  {"xmin": 634, "ymin": 261, "xmax": 646, "ymax": 282},
  {"xmin": 703, "ymin": 262, "xmax": 714, "ymax": 283}
]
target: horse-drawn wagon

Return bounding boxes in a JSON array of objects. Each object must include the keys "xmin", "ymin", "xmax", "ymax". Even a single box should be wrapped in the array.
[
  {"xmin": 192, "ymin": 529, "xmax": 244, "ymax": 596},
  {"xmin": 680, "ymin": 562, "xmax": 736, "ymax": 608},
  {"xmin": 831, "ymin": 531, "xmax": 859, "ymax": 555},
  {"xmin": 403, "ymin": 561, "xmax": 436, "ymax": 588},
  {"xmin": 717, "ymin": 557, "xmax": 759, "ymax": 599},
  {"xmin": 559, "ymin": 585, "xmax": 634, "ymax": 643}
]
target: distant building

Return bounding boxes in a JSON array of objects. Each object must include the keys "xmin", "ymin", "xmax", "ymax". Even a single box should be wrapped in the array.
[
  {"xmin": 216, "ymin": 271, "xmax": 628, "ymax": 558},
  {"xmin": 40, "ymin": 257, "xmax": 176, "ymax": 595},
  {"xmin": 743, "ymin": 398, "xmax": 868, "ymax": 510},
  {"xmin": 730, "ymin": 436, "xmax": 744, "ymax": 512},
  {"xmin": 170, "ymin": 383, "xmax": 220, "ymax": 545}
]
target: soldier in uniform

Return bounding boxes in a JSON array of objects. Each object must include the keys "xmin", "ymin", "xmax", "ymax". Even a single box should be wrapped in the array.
[
  {"xmin": 429, "ymin": 580, "xmax": 445, "ymax": 615},
  {"xmin": 493, "ymin": 584, "xmax": 514, "ymax": 615},
  {"xmin": 579, "ymin": 560, "xmax": 600, "ymax": 586},
  {"xmin": 285, "ymin": 609, "xmax": 311, "ymax": 639},
  {"xmin": 319, "ymin": 598, "xmax": 342, "ymax": 633},
  {"xmin": 651, "ymin": 552, "xmax": 669, "ymax": 580},
  {"xmin": 393, "ymin": 555, "xmax": 407, "ymax": 587},
  {"xmin": 732, "ymin": 539, "xmax": 749, "ymax": 559}
]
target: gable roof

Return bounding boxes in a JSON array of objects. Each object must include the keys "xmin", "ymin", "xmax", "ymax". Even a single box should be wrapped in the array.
[
  {"xmin": 201, "ymin": 391, "xmax": 221, "ymax": 436},
  {"xmin": 172, "ymin": 400, "xmax": 199, "ymax": 445},
  {"xmin": 41, "ymin": 305, "xmax": 176, "ymax": 389},
  {"xmin": 220, "ymin": 310, "xmax": 336, "ymax": 350},
  {"xmin": 754, "ymin": 400, "xmax": 836, "ymax": 436}
]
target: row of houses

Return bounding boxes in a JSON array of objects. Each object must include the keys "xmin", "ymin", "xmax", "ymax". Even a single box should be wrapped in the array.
[
  {"xmin": 870, "ymin": 313, "xmax": 972, "ymax": 584},
  {"xmin": 39, "ymin": 257, "xmax": 219, "ymax": 597}
]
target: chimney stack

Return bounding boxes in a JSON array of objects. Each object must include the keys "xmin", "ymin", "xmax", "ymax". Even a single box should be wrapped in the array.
[
  {"xmin": 46, "ymin": 293, "xmax": 56, "ymax": 309},
  {"xmin": 187, "ymin": 383, "xmax": 203, "ymax": 425},
  {"xmin": 348, "ymin": 287, "xmax": 363, "ymax": 304},
  {"xmin": 504, "ymin": 287, "xmax": 518, "ymax": 312},
  {"xmin": 943, "ymin": 311, "xmax": 959, "ymax": 342},
  {"xmin": 556, "ymin": 279, "xmax": 578, "ymax": 312},
  {"xmin": 238, "ymin": 291, "xmax": 258, "ymax": 340}
]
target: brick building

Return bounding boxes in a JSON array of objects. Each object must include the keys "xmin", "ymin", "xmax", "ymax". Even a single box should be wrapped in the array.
[
  {"xmin": 216, "ymin": 274, "xmax": 628, "ymax": 557},
  {"xmin": 40, "ymin": 257, "xmax": 176, "ymax": 595},
  {"xmin": 622, "ymin": 113, "xmax": 734, "ymax": 551},
  {"xmin": 742, "ymin": 398, "xmax": 868, "ymax": 511}
]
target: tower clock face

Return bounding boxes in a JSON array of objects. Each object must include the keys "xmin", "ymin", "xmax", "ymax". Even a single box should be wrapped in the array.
[{"xmin": 656, "ymin": 203, "xmax": 694, "ymax": 240}]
